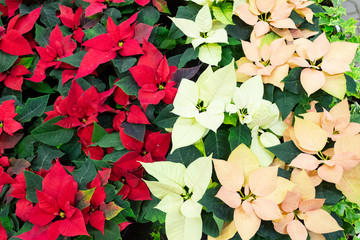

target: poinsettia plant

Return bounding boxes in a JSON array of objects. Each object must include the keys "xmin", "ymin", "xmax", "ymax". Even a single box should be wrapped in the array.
[{"xmin": 0, "ymin": 0, "xmax": 360, "ymax": 239}]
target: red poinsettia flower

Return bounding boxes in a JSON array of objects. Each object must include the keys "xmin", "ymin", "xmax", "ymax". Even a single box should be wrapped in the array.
[
  {"xmin": 28, "ymin": 25, "xmax": 77, "ymax": 83},
  {"xmin": 76, "ymin": 14, "xmax": 143, "ymax": 79},
  {"xmin": 0, "ymin": 166, "xmax": 15, "ymax": 192},
  {"xmin": 7, "ymin": 6, "xmax": 42, "ymax": 35},
  {"xmin": 0, "ymin": 26, "xmax": 33, "ymax": 56},
  {"xmin": 83, "ymin": 0, "xmax": 126, "ymax": 16},
  {"xmin": 0, "ymin": 64, "xmax": 31, "ymax": 91},
  {"xmin": 77, "ymin": 125, "xmax": 105, "ymax": 160},
  {"xmin": 130, "ymin": 40, "xmax": 177, "ymax": 109},
  {"xmin": 4, "ymin": 0, "xmax": 23, "ymax": 17},
  {"xmin": 81, "ymin": 168, "xmax": 111, "ymax": 233},
  {"xmin": 59, "ymin": 5, "xmax": 85, "ymax": 43},
  {"xmin": 18, "ymin": 161, "xmax": 89, "ymax": 240},
  {"xmin": 0, "ymin": 99, "xmax": 22, "ymax": 136},
  {"xmin": 44, "ymin": 80, "xmax": 114, "ymax": 129}
]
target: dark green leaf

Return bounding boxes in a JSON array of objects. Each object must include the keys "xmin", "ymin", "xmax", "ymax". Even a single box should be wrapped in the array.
[
  {"xmin": 122, "ymin": 122, "xmax": 146, "ymax": 142},
  {"xmin": 91, "ymin": 122, "xmax": 108, "ymax": 143},
  {"xmin": 32, "ymin": 145, "xmax": 64, "ymax": 171},
  {"xmin": 266, "ymin": 141, "xmax": 302, "ymax": 164},
  {"xmin": 202, "ymin": 212, "xmax": 223, "ymax": 238},
  {"xmin": 25, "ymin": 81, "xmax": 56, "ymax": 94},
  {"xmin": 257, "ymin": 221, "xmax": 292, "ymax": 240},
  {"xmin": 282, "ymin": 67, "xmax": 303, "ymax": 94},
  {"xmin": 102, "ymin": 150, "xmax": 129, "ymax": 163},
  {"xmin": 60, "ymin": 136, "xmax": 82, "ymax": 160},
  {"xmin": 137, "ymin": 6, "xmax": 160, "ymax": 26},
  {"xmin": 178, "ymin": 47, "xmax": 198, "ymax": 68},
  {"xmin": 31, "ymin": 116, "xmax": 75, "ymax": 146},
  {"xmin": 112, "ymin": 57, "xmax": 137, "ymax": 73},
  {"xmin": 83, "ymin": 23, "xmax": 106, "ymax": 40},
  {"xmin": 274, "ymin": 89, "xmax": 300, "ymax": 120},
  {"xmin": 315, "ymin": 181, "xmax": 343, "ymax": 205},
  {"xmin": 350, "ymin": 113, "xmax": 360, "ymax": 123},
  {"xmin": 114, "ymin": 75, "xmax": 140, "ymax": 97},
  {"xmin": 205, "ymin": 129, "xmax": 231, "ymax": 159},
  {"xmin": 16, "ymin": 95, "xmax": 49, "ymax": 123},
  {"xmin": 167, "ymin": 145, "xmax": 202, "ymax": 167},
  {"xmin": 0, "ymin": 50, "xmax": 17, "ymax": 72},
  {"xmin": 346, "ymin": 74, "xmax": 357, "ymax": 95},
  {"xmin": 92, "ymin": 220, "xmax": 121, "ymax": 240},
  {"xmin": 225, "ymin": 16, "xmax": 252, "ymax": 41},
  {"xmin": 289, "ymin": 10, "xmax": 305, "ymax": 25},
  {"xmin": 14, "ymin": 135, "xmax": 36, "ymax": 159},
  {"xmin": 153, "ymin": 105, "xmax": 178, "ymax": 128},
  {"xmin": 34, "ymin": 24, "xmax": 51, "ymax": 47},
  {"xmin": 199, "ymin": 185, "xmax": 233, "ymax": 222},
  {"xmin": 73, "ymin": 159, "xmax": 97, "ymax": 189},
  {"xmin": 60, "ymin": 51, "xmax": 86, "ymax": 68},
  {"xmin": 40, "ymin": 3, "xmax": 60, "ymax": 27},
  {"xmin": 24, "ymin": 170, "xmax": 43, "ymax": 203},
  {"xmin": 228, "ymin": 124, "xmax": 252, "ymax": 151},
  {"xmin": 92, "ymin": 132, "xmax": 124, "ymax": 150}
]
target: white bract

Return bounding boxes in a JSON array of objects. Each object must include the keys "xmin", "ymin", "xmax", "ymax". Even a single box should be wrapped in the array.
[
  {"xmin": 227, "ymin": 75, "xmax": 287, "ymax": 166},
  {"xmin": 170, "ymin": 4, "xmax": 228, "ymax": 65},
  {"xmin": 171, "ymin": 60, "xmax": 236, "ymax": 153},
  {"xmin": 141, "ymin": 156, "xmax": 213, "ymax": 240}
]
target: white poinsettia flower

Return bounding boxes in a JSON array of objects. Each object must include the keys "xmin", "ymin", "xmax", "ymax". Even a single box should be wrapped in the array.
[
  {"xmin": 141, "ymin": 156, "xmax": 213, "ymax": 240},
  {"xmin": 227, "ymin": 75, "xmax": 288, "ymax": 166},
  {"xmin": 170, "ymin": 4, "xmax": 228, "ymax": 65},
  {"xmin": 171, "ymin": 60, "xmax": 237, "ymax": 153}
]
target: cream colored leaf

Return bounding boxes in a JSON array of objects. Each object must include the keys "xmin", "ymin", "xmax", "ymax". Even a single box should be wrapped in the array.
[
  {"xmin": 228, "ymin": 144, "xmax": 260, "ymax": 180},
  {"xmin": 170, "ymin": 17, "xmax": 199, "ymax": 38},
  {"xmin": 198, "ymin": 43, "xmax": 222, "ymax": 66},
  {"xmin": 165, "ymin": 209, "xmax": 203, "ymax": 240},
  {"xmin": 304, "ymin": 209, "xmax": 343, "ymax": 234},
  {"xmin": 195, "ymin": 4, "xmax": 213, "ymax": 33},
  {"xmin": 336, "ymin": 164, "xmax": 360, "ymax": 206},
  {"xmin": 143, "ymin": 180, "xmax": 185, "ymax": 199},
  {"xmin": 155, "ymin": 193, "xmax": 183, "ymax": 213}
]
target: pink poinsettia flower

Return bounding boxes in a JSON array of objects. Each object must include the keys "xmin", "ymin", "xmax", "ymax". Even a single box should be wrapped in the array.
[
  {"xmin": 76, "ymin": 14, "xmax": 144, "ymax": 79},
  {"xmin": 288, "ymin": 33, "xmax": 359, "ymax": 98},
  {"xmin": 237, "ymin": 38, "xmax": 295, "ymax": 89},
  {"xmin": 129, "ymin": 40, "xmax": 177, "ymax": 109},
  {"xmin": 235, "ymin": 0, "xmax": 297, "ymax": 38},
  {"xmin": 289, "ymin": 0, "xmax": 314, "ymax": 23},
  {"xmin": 0, "ymin": 99, "xmax": 22, "ymax": 136},
  {"xmin": 28, "ymin": 25, "xmax": 77, "ymax": 83}
]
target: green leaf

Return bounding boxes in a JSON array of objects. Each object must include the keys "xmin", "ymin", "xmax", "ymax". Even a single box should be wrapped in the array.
[
  {"xmin": 0, "ymin": 50, "xmax": 17, "ymax": 72},
  {"xmin": 114, "ymin": 75, "xmax": 140, "ymax": 97},
  {"xmin": 351, "ymin": 113, "xmax": 360, "ymax": 123},
  {"xmin": 202, "ymin": 212, "xmax": 223, "ymax": 238},
  {"xmin": 153, "ymin": 104, "xmax": 178, "ymax": 128},
  {"xmin": 213, "ymin": 2, "xmax": 234, "ymax": 25},
  {"xmin": 223, "ymin": 112, "xmax": 238, "ymax": 126},
  {"xmin": 137, "ymin": 6, "xmax": 160, "ymax": 26},
  {"xmin": 167, "ymin": 145, "xmax": 202, "ymax": 167},
  {"xmin": 16, "ymin": 95, "xmax": 49, "ymax": 123},
  {"xmin": 205, "ymin": 129, "xmax": 231, "ymax": 159},
  {"xmin": 102, "ymin": 150, "xmax": 129, "ymax": 163},
  {"xmin": 92, "ymin": 132, "xmax": 124, "ymax": 150},
  {"xmin": 25, "ymin": 81, "xmax": 56, "ymax": 94},
  {"xmin": 32, "ymin": 145, "xmax": 64, "ymax": 171},
  {"xmin": 31, "ymin": 116, "xmax": 75, "ymax": 146},
  {"xmin": 282, "ymin": 67, "xmax": 303, "ymax": 94},
  {"xmin": 34, "ymin": 24, "xmax": 51, "ymax": 47},
  {"xmin": 225, "ymin": 16, "xmax": 252, "ymax": 41},
  {"xmin": 266, "ymin": 141, "xmax": 302, "ymax": 164},
  {"xmin": 178, "ymin": 47, "xmax": 199, "ymax": 68},
  {"xmin": 14, "ymin": 135, "xmax": 36, "ymax": 159},
  {"xmin": 92, "ymin": 220, "xmax": 121, "ymax": 240},
  {"xmin": 73, "ymin": 159, "xmax": 97, "ymax": 189},
  {"xmin": 24, "ymin": 170, "xmax": 43, "ymax": 203},
  {"xmin": 228, "ymin": 124, "xmax": 252, "ymax": 151},
  {"xmin": 112, "ymin": 57, "xmax": 137, "ymax": 73},
  {"xmin": 60, "ymin": 136, "xmax": 82, "ymax": 160},
  {"xmin": 199, "ymin": 184, "xmax": 233, "ymax": 222},
  {"xmin": 83, "ymin": 23, "xmax": 106, "ymax": 40},
  {"xmin": 91, "ymin": 122, "xmax": 108, "ymax": 143},
  {"xmin": 122, "ymin": 122, "xmax": 145, "ymax": 142},
  {"xmin": 274, "ymin": 89, "xmax": 300, "ymax": 120},
  {"xmin": 40, "ymin": 3, "xmax": 60, "ymax": 27},
  {"xmin": 315, "ymin": 181, "xmax": 343, "ymax": 205},
  {"xmin": 289, "ymin": 10, "xmax": 305, "ymax": 26},
  {"xmin": 60, "ymin": 51, "xmax": 86, "ymax": 68},
  {"xmin": 16, "ymin": 57, "xmax": 35, "ymax": 68},
  {"xmin": 346, "ymin": 74, "xmax": 358, "ymax": 95}
]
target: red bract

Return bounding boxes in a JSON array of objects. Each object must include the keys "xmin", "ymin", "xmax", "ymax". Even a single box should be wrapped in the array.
[
  {"xmin": 19, "ymin": 161, "xmax": 89, "ymax": 240},
  {"xmin": 0, "ymin": 99, "xmax": 22, "ymax": 136},
  {"xmin": 77, "ymin": 14, "xmax": 143, "ymax": 78},
  {"xmin": 7, "ymin": 6, "xmax": 42, "ymax": 35},
  {"xmin": 45, "ymin": 80, "xmax": 114, "ymax": 129},
  {"xmin": 83, "ymin": 0, "xmax": 125, "ymax": 16},
  {"xmin": 28, "ymin": 25, "xmax": 77, "ymax": 83},
  {"xmin": 0, "ymin": 26, "xmax": 33, "ymax": 56},
  {"xmin": 130, "ymin": 40, "xmax": 177, "ymax": 109},
  {"xmin": 5, "ymin": 0, "xmax": 22, "ymax": 17},
  {"xmin": 59, "ymin": 5, "xmax": 85, "ymax": 43},
  {"xmin": 0, "ymin": 64, "xmax": 31, "ymax": 91},
  {"xmin": 0, "ymin": 220, "xmax": 7, "ymax": 240}
]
